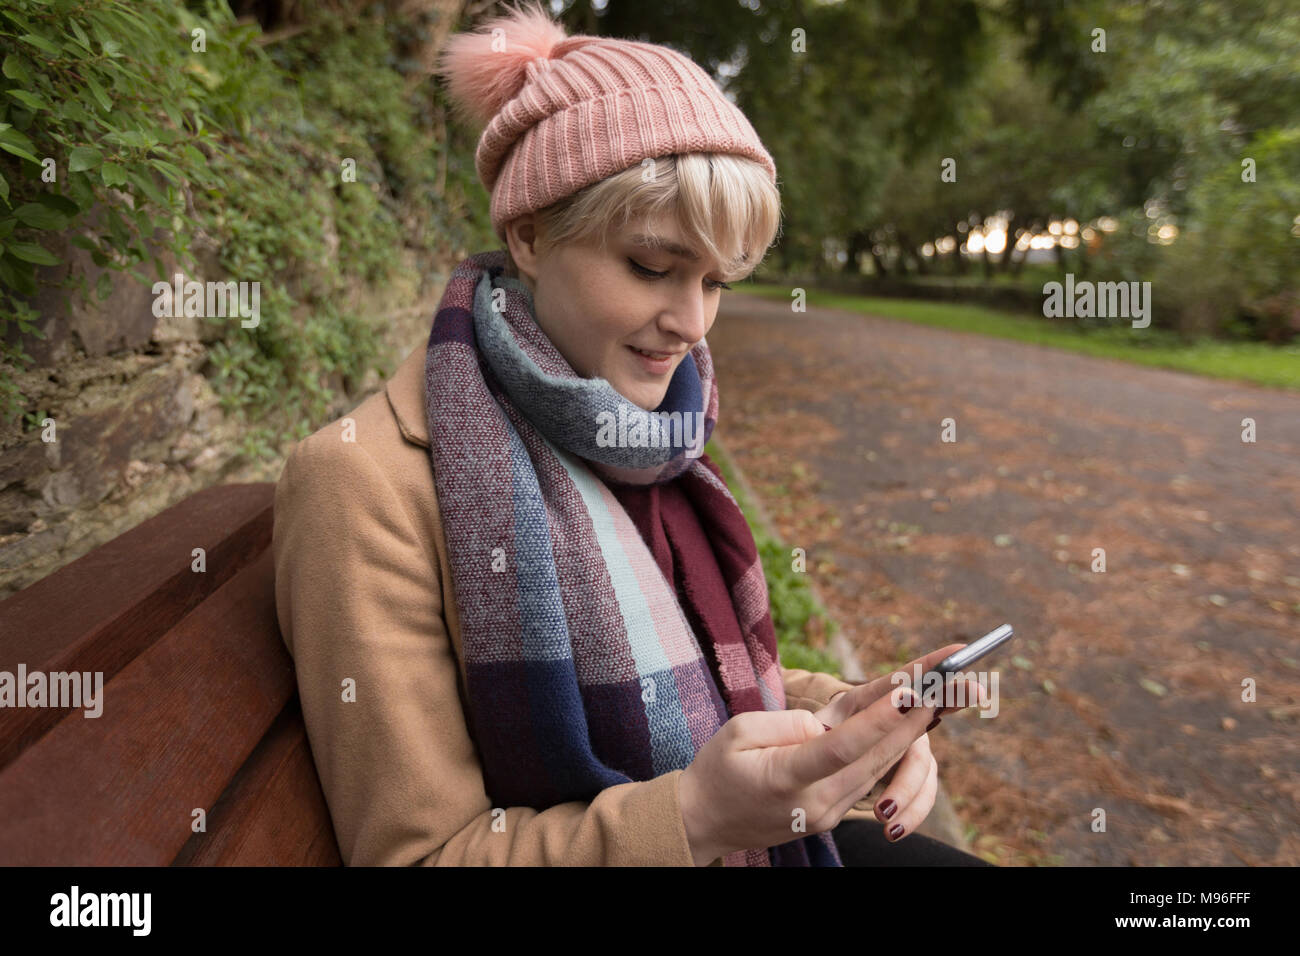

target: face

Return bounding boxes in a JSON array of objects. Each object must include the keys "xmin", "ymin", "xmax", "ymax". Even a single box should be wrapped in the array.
[{"xmin": 505, "ymin": 211, "xmax": 732, "ymax": 411}]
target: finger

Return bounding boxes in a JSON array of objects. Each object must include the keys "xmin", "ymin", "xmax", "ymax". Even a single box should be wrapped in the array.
[
  {"xmin": 883, "ymin": 754, "xmax": 939, "ymax": 843},
  {"xmin": 933, "ymin": 672, "xmax": 991, "ymax": 717},
  {"xmin": 898, "ymin": 668, "xmax": 990, "ymax": 718},
  {"xmin": 872, "ymin": 735, "xmax": 933, "ymax": 824},
  {"xmin": 801, "ymin": 689, "xmax": 936, "ymax": 813},
  {"xmin": 821, "ymin": 644, "xmax": 969, "ymax": 722},
  {"xmin": 730, "ymin": 707, "xmax": 825, "ymax": 752},
  {"xmin": 911, "ymin": 643, "xmax": 967, "ymax": 672},
  {"xmin": 820, "ymin": 714, "xmax": 930, "ymax": 825},
  {"xmin": 789, "ymin": 684, "xmax": 927, "ymax": 787},
  {"xmin": 812, "ymin": 686, "xmax": 861, "ymax": 727}
]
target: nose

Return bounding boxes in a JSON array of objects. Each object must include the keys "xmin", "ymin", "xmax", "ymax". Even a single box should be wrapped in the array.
[{"xmin": 657, "ymin": 285, "xmax": 712, "ymax": 346}]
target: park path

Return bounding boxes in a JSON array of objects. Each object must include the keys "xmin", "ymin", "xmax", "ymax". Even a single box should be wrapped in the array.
[{"xmin": 710, "ymin": 291, "xmax": 1300, "ymax": 866}]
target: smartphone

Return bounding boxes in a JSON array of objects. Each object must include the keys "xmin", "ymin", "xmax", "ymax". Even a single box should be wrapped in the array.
[
  {"xmin": 932, "ymin": 623, "xmax": 1014, "ymax": 675},
  {"xmin": 921, "ymin": 623, "xmax": 1013, "ymax": 715}
]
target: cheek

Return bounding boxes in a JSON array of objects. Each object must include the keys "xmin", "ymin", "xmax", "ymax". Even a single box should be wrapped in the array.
[
  {"xmin": 578, "ymin": 289, "xmax": 642, "ymax": 349},
  {"xmin": 544, "ymin": 265, "xmax": 652, "ymax": 375}
]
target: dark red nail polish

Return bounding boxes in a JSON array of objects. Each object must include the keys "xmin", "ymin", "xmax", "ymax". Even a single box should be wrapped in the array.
[
  {"xmin": 925, "ymin": 716, "xmax": 942, "ymax": 732},
  {"xmin": 878, "ymin": 798, "xmax": 897, "ymax": 820},
  {"xmin": 898, "ymin": 696, "xmax": 915, "ymax": 715},
  {"xmin": 888, "ymin": 823, "xmax": 904, "ymax": 840},
  {"xmin": 820, "ymin": 722, "xmax": 832, "ymax": 732}
]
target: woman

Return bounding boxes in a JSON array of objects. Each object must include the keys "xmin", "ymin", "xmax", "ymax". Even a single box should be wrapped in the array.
[{"xmin": 272, "ymin": 1, "xmax": 991, "ymax": 866}]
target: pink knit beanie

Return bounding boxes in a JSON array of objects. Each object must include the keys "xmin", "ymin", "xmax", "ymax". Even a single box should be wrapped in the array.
[{"xmin": 436, "ymin": 2, "xmax": 778, "ymax": 242}]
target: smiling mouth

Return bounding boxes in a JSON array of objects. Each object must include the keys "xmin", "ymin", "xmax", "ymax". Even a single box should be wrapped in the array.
[
  {"xmin": 627, "ymin": 344, "xmax": 681, "ymax": 377},
  {"xmin": 630, "ymin": 346, "xmax": 678, "ymax": 360}
]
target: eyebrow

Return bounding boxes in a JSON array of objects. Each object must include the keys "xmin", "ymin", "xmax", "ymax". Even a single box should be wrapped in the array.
[
  {"xmin": 628, "ymin": 233, "xmax": 700, "ymax": 261},
  {"xmin": 627, "ymin": 232, "xmax": 750, "ymax": 274}
]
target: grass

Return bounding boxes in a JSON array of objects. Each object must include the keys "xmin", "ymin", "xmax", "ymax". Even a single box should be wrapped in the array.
[
  {"xmin": 703, "ymin": 436, "xmax": 844, "ymax": 678},
  {"xmin": 739, "ymin": 282, "xmax": 1300, "ymax": 391}
]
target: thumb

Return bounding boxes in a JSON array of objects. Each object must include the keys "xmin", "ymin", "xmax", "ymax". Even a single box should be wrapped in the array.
[{"xmin": 733, "ymin": 707, "xmax": 829, "ymax": 750}]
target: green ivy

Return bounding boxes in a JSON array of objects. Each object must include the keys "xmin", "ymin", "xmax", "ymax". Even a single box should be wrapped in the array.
[{"xmin": 0, "ymin": 0, "xmax": 490, "ymax": 456}]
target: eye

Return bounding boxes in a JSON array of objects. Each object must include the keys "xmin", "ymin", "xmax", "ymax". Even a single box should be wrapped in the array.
[
  {"xmin": 628, "ymin": 257, "xmax": 732, "ymax": 291},
  {"xmin": 627, "ymin": 257, "xmax": 668, "ymax": 280}
]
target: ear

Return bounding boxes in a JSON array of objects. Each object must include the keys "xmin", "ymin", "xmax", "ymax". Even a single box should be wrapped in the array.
[{"xmin": 504, "ymin": 214, "xmax": 541, "ymax": 285}]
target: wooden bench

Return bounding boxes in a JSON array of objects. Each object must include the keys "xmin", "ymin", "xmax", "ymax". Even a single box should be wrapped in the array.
[{"xmin": 0, "ymin": 483, "xmax": 341, "ymax": 865}]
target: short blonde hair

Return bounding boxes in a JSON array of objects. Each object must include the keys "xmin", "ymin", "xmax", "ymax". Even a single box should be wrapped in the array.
[{"xmin": 505, "ymin": 153, "xmax": 781, "ymax": 283}]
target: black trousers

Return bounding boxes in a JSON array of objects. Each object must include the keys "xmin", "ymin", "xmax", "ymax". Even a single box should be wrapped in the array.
[{"xmin": 830, "ymin": 818, "xmax": 995, "ymax": 866}]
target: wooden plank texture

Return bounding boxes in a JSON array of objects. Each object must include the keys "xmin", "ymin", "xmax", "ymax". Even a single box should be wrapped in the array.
[
  {"xmin": 173, "ymin": 699, "xmax": 341, "ymax": 867},
  {"xmin": 0, "ymin": 548, "xmax": 294, "ymax": 865},
  {"xmin": 0, "ymin": 483, "xmax": 274, "ymax": 769}
]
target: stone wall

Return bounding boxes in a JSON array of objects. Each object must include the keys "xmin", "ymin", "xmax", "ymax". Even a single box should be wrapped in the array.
[{"xmin": 0, "ymin": 213, "xmax": 455, "ymax": 600}]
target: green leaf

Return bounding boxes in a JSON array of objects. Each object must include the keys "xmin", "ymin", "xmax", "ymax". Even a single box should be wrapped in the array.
[
  {"xmin": 6, "ymin": 89, "xmax": 45, "ymax": 110},
  {"xmin": 61, "ymin": 99, "xmax": 92, "ymax": 125},
  {"xmin": 36, "ymin": 193, "xmax": 79, "ymax": 215},
  {"xmin": 0, "ymin": 170, "xmax": 7, "ymax": 204},
  {"xmin": 0, "ymin": 254, "xmax": 33, "ymax": 293},
  {"xmin": 68, "ymin": 145, "xmax": 102, "ymax": 172},
  {"xmin": 84, "ymin": 74, "xmax": 112, "ymax": 112},
  {"xmin": 0, "ymin": 139, "xmax": 40, "ymax": 164},
  {"xmin": 0, "ymin": 126, "xmax": 37, "ymax": 150},
  {"xmin": 100, "ymin": 162, "xmax": 127, "ymax": 187},
  {"xmin": 181, "ymin": 144, "xmax": 208, "ymax": 167},
  {"xmin": 14, "ymin": 202, "xmax": 67, "ymax": 230},
  {"xmin": 105, "ymin": 130, "xmax": 155, "ymax": 150},
  {"xmin": 68, "ymin": 19, "xmax": 92, "ymax": 50},
  {"xmin": 96, "ymin": 271, "xmax": 113, "ymax": 300},
  {"xmin": 127, "ymin": 169, "xmax": 171, "ymax": 209},
  {"xmin": 0, "ymin": 256, "xmax": 26, "ymax": 293},
  {"xmin": 61, "ymin": 39, "xmax": 92, "ymax": 60},
  {"xmin": 2, "ymin": 54, "xmax": 34, "ymax": 85},
  {"xmin": 150, "ymin": 159, "xmax": 185, "ymax": 184},
  {"xmin": 18, "ymin": 34, "xmax": 61, "ymax": 56},
  {"xmin": 6, "ymin": 241, "xmax": 59, "ymax": 265},
  {"xmin": 104, "ymin": 206, "xmax": 129, "ymax": 245}
]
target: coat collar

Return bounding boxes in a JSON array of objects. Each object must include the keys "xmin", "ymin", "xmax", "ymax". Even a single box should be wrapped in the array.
[{"xmin": 385, "ymin": 343, "xmax": 430, "ymax": 449}]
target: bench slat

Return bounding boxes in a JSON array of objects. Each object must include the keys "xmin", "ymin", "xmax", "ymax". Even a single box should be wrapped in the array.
[
  {"xmin": 0, "ymin": 483, "xmax": 274, "ymax": 770},
  {"xmin": 0, "ymin": 548, "xmax": 293, "ymax": 865},
  {"xmin": 172, "ymin": 698, "xmax": 341, "ymax": 866}
]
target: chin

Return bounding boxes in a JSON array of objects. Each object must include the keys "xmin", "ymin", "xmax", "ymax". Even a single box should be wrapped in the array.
[{"xmin": 617, "ymin": 383, "xmax": 667, "ymax": 411}]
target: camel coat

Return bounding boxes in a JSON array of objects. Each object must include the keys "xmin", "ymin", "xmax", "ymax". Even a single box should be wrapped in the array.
[{"xmin": 272, "ymin": 342, "xmax": 871, "ymax": 866}]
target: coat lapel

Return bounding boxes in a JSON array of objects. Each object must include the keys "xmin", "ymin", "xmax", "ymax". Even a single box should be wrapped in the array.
[{"xmin": 385, "ymin": 344, "xmax": 431, "ymax": 449}]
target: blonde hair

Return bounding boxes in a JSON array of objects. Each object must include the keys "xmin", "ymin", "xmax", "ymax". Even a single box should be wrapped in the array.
[{"xmin": 504, "ymin": 153, "xmax": 781, "ymax": 283}]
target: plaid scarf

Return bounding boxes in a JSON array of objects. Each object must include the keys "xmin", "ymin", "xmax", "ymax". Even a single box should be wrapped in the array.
[{"xmin": 424, "ymin": 250, "xmax": 841, "ymax": 867}]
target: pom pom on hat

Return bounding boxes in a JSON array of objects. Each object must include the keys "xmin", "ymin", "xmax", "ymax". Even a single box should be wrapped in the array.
[{"xmin": 435, "ymin": 1, "xmax": 571, "ymax": 127}]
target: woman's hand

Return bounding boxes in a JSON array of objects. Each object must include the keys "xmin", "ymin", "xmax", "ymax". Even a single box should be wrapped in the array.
[
  {"xmin": 810, "ymin": 644, "xmax": 989, "ymax": 840},
  {"xmin": 677, "ymin": 683, "xmax": 936, "ymax": 865}
]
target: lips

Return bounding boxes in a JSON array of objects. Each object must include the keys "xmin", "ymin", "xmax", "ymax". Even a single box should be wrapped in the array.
[
  {"xmin": 627, "ymin": 344, "xmax": 679, "ymax": 376},
  {"xmin": 629, "ymin": 346, "xmax": 681, "ymax": 359}
]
